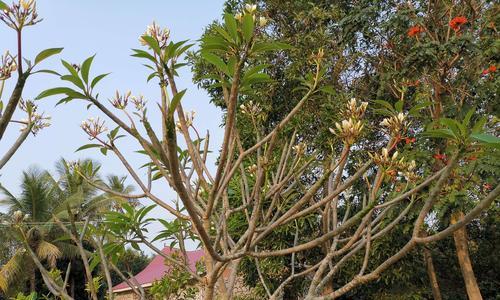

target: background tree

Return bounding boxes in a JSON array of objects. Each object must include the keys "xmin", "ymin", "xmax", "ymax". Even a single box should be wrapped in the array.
[
  {"xmin": 0, "ymin": 159, "xmax": 130, "ymax": 298},
  {"xmin": 190, "ymin": 0, "xmax": 499, "ymax": 298}
]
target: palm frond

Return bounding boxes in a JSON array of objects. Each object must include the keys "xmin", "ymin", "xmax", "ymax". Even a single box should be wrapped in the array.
[
  {"xmin": 0, "ymin": 184, "xmax": 23, "ymax": 213},
  {"xmin": 0, "ymin": 249, "xmax": 27, "ymax": 292},
  {"xmin": 36, "ymin": 240, "xmax": 61, "ymax": 268}
]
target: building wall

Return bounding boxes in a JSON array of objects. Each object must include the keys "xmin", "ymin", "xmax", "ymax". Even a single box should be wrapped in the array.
[{"xmin": 115, "ymin": 290, "xmax": 141, "ymax": 300}]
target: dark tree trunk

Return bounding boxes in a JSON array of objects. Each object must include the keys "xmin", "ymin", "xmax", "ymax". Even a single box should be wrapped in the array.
[
  {"xmin": 451, "ymin": 211, "xmax": 483, "ymax": 300},
  {"xmin": 423, "ymin": 245, "xmax": 442, "ymax": 300}
]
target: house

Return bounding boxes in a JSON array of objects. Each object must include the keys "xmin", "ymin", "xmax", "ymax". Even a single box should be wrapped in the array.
[
  {"xmin": 112, "ymin": 247, "xmax": 204, "ymax": 300},
  {"xmin": 112, "ymin": 247, "xmax": 252, "ymax": 299}
]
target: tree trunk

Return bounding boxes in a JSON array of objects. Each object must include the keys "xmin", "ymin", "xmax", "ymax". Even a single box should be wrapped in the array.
[
  {"xmin": 29, "ymin": 270, "xmax": 36, "ymax": 292},
  {"xmin": 423, "ymin": 245, "xmax": 442, "ymax": 300},
  {"xmin": 451, "ymin": 211, "xmax": 483, "ymax": 300}
]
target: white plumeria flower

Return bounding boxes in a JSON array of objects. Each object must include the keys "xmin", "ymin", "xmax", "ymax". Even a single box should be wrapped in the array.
[{"xmin": 245, "ymin": 4, "xmax": 257, "ymax": 13}]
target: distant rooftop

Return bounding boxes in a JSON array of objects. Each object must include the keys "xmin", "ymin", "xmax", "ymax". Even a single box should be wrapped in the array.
[{"xmin": 112, "ymin": 247, "xmax": 204, "ymax": 292}]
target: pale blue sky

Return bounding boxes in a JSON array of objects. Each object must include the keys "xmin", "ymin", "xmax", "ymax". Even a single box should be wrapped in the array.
[{"xmin": 0, "ymin": 1, "xmax": 227, "ymax": 248}]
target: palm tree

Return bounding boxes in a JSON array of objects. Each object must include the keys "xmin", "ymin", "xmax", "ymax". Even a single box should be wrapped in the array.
[
  {"xmin": 0, "ymin": 167, "xmax": 64, "ymax": 293},
  {"xmin": 0, "ymin": 159, "xmax": 135, "ymax": 296}
]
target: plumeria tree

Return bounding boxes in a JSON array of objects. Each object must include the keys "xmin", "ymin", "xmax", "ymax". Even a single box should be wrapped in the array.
[
  {"xmin": 22, "ymin": 3, "xmax": 499, "ymax": 300},
  {"xmin": 0, "ymin": 0, "xmax": 62, "ymax": 170}
]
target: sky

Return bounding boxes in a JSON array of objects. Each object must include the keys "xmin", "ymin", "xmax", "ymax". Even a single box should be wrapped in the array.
[{"xmin": 0, "ymin": 0, "xmax": 226, "ymax": 251}]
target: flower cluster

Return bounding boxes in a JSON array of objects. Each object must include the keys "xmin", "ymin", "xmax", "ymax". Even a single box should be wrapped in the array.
[
  {"xmin": 380, "ymin": 113, "xmax": 408, "ymax": 136},
  {"xmin": 449, "ymin": 16, "xmax": 467, "ymax": 32},
  {"xmin": 369, "ymin": 148, "xmax": 418, "ymax": 181},
  {"xmin": 370, "ymin": 148, "xmax": 401, "ymax": 166},
  {"xmin": 481, "ymin": 65, "xmax": 496, "ymax": 76},
  {"xmin": 247, "ymin": 163, "xmax": 258, "ymax": 174},
  {"xmin": 330, "ymin": 118, "xmax": 364, "ymax": 145},
  {"xmin": 235, "ymin": 4, "xmax": 267, "ymax": 27},
  {"xmin": 176, "ymin": 110, "xmax": 196, "ymax": 131},
  {"xmin": 81, "ymin": 117, "xmax": 107, "ymax": 139},
  {"xmin": 0, "ymin": 0, "xmax": 41, "ymax": 30},
  {"xmin": 407, "ymin": 26, "xmax": 424, "ymax": 37},
  {"xmin": 131, "ymin": 95, "xmax": 147, "ymax": 111},
  {"xmin": 18, "ymin": 99, "xmax": 51, "ymax": 135},
  {"xmin": 140, "ymin": 21, "xmax": 170, "ymax": 48},
  {"xmin": 344, "ymin": 98, "xmax": 368, "ymax": 120},
  {"xmin": 0, "ymin": 51, "xmax": 17, "ymax": 80},
  {"xmin": 110, "ymin": 90, "xmax": 131, "ymax": 109},
  {"xmin": 11, "ymin": 210, "xmax": 26, "ymax": 224},
  {"xmin": 401, "ymin": 159, "xmax": 418, "ymax": 181},
  {"xmin": 309, "ymin": 48, "xmax": 325, "ymax": 65},
  {"xmin": 240, "ymin": 100, "xmax": 262, "ymax": 116},
  {"xmin": 433, "ymin": 152, "xmax": 447, "ymax": 162},
  {"xmin": 292, "ymin": 142, "xmax": 307, "ymax": 156},
  {"xmin": 28, "ymin": 113, "xmax": 51, "ymax": 135},
  {"xmin": 330, "ymin": 98, "xmax": 367, "ymax": 145}
]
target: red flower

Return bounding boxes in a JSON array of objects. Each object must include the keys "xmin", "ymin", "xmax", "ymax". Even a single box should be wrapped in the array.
[
  {"xmin": 450, "ymin": 16, "xmax": 467, "ymax": 32},
  {"xmin": 405, "ymin": 137, "xmax": 416, "ymax": 144},
  {"xmin": 466, "ymin": 155, "xmax": 477, "ymax": 161},
  {"xmin": 433, "ymin": 153, "xmax": 447, "ymax": 161},
  {"xmin": 408, "ymin": 26, "xmax": 424, "ymax": 37},
  {"xmin": 482, "ymin": 65, "xmax": 497, "ymax": 77},
  {"xmin": 483, "ymin": 183, "xmax": 492, "ymax": 191}
]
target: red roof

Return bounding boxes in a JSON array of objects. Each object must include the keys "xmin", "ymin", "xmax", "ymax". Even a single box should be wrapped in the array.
[{"xmin": 112, "ymin": 247, "xmax": 205, "ymax": 291}]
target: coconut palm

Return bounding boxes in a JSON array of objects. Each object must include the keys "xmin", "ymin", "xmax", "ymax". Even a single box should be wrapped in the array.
[
  {"xmin": 0, "ymin": 167, "xmax": 65, "ymax": 293},
  {"xmin": 0, "ymin": 159, "xmax": 128, "ymax": 295}
]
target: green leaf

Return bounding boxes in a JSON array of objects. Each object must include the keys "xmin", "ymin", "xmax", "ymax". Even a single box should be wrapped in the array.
[
  {"xmin": 201, "ymin": 51, "xmax": 229, "ymax": 75},
  {"xmin": 439, "ymin": 118, "xmax": 463, "ymax": 138},
  {"xmin": 61, "ymin": 59, "xmax": 80, "ymax": 78},
  {"xmin": 33, "ymin": 69, "xmax": 61, "ymax": 76},
  {"xmin": 141, "ymin": 35, "xmax": 162, "ymax": 56},
  {"xmin": 100, "ymin": 147, "xmax": 108, "ymax": 156},
  {"xmin": 109, "ymin": 126, "xmax": 119, "ymax": 139},
  {"xmin": 91, "ymin": 73, "xmax": 110, "ymax": 89},
  {"xmin": 319, "ymin": 86, "xmax": 336, "ymax": 95},
  {"xmin": 394, "ymin": 100, "xmax": 404, "ymax": 112},
  {"xmin": 35, "ymin": 87, "xmax": 80, "ymax": 100},
  {"xmin": 147, "ymin": 72, "xmax": 158, "ymax": 82},
  {"xmin": 224, "ymin": 13, "xmax": 238, "ymax": 42},
  {"xmin": 34, "ymin": 48, "xmax": 63, "ymax": 65},
  {"xmin": 0, "ymin": 1, "xmax": 7, "ymax": 10},
  {"xmin": 169, "ymin": 89, "xmax": 186, "ymax": 117},
  {"xmin": 137, "ymin": 205, "xmax": 156, "ymax": 222},
  {"xmin": 214, "ymin": 26, "xmax": 234, "ymax": 43},
  {"xmin": 408, "ymin": 101, "xmax": 432, "ymax": 116},
  {"xmin": 76, "ymin": 144, "xmax": 102, "ymax": 152},
  {"xmin": 242, "ymin": 13, "xmax": 254, "ymax": 41},
  {"xmin": 131, "ymin": 49, "xmax": 156, "ymax": 63},
  {"xmin": 471, "ymin": 117, "xmax": 487, "ymax": 134},
  {"xmin": 463, "ymin": 108, "xmax": 475, "ymax": 127},
  {"xmin": 373, "ymin": 100, "xmax": 395, "ymax": 112},
  {"xmin": 243, "ymin": 64, "xmax": 269, "ymax": 80},
  {"xmin": 421, "ymin": 129, "xmax": 457, "ymax": 140},
  {"xmin": 243, "ymin": 73, "xmax": 270, "ymax": 85},
  {"xmin": 201, "ymin": 36, "xmax": 229, "ymax": 51},
  {"xmin": 61, "ymin": 75, "xmax": 85, "ymax": 90},
  {"xmin": 81, "ymin": 55, "xmax": 95, "ymax": 84},
  {"xmin": 470, "ymin": 133, "xmax": 500, "ymax": 147}
]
